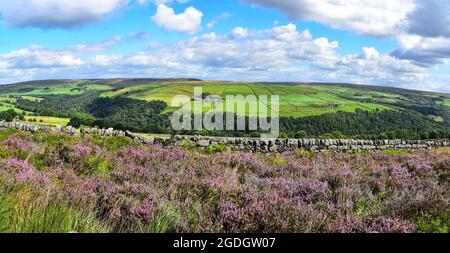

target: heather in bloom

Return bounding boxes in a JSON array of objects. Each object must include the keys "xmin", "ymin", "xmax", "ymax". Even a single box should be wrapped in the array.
[{"xmin": 0, "ymin": 130, "xmax": 448, "ymax": 233}]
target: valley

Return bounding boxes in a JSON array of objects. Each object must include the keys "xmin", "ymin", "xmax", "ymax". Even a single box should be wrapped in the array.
[{"xmin": 0, "ymin": 78, "xmax": 449, "ymax": 139}]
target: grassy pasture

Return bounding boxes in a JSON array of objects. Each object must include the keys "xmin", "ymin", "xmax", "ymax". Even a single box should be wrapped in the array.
[
  {"xmin": 0, "ymin": 97, "xmax": 17, "ymax": 103},
  {"xmin": 0, "ymin": 96, "xmax": 43, "ymax": 103},
  {"xmin": 103, "ymin": 81, "xmax": 392, "ymax": 117},
  {"xmin": 19, "ymin": 116, "xmax": 70, "ymax": 127},
  {"xmin": 0, "ymin": 104, "xmax": 24, "ymax": 113},
  {"xmin": 443, "ymin": 99, "xmax": 450, "ymax": 107}
]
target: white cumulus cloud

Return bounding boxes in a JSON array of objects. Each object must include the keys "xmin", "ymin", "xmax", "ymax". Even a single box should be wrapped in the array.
[
  {"xmin": 151, "ymin": 4, "xmax": 203, "ymax": 35},
  {"xmin": 0, "ymin": 0, "xmax": 127, "ymax": 28},
  {"xmin": 1, "ymin": 46, "xmax": 84, "ymax": 69},
  {"xmin": 391, "ymin": 35, "xmax": 450, "ymax": 67},
  {"xmin": 243, "ymin": 0, "xmax": 415, "ymax": 37},
  {"xmin": 230, "ymin": 27, "xmax": 249, "ymax": 39},
  {"xmin": 0, "ymin": 24, "xmax": 448, "ymax": 92},
  {"xmin": 243, "ymin": 0, "xmax": 450, "ymax": 70}
]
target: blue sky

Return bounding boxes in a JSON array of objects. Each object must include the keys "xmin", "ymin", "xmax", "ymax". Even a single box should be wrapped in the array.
[{"xmin": 0, "ymin": 0, "xmax": 449, "ymax": 92}]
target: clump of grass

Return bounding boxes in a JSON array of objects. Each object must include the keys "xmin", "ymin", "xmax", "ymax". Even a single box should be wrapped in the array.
[
  {"xmin": 0, "ymin": 191, "xmax": 109, "ymax": 233},
  {"xmin": 204, "ymin": 144, "xmax": 230, "ymax": 154},
  {"xmin": 84, "ymin": 155, "xmax": 112, "ymax": 176},
  {"xmin": 383, "ymin": 149, "xmax": 410, "ymax": 156},
  {"xmin": 298, "ymin": 148, "xmax": 315, "ymax": 158},
  {"xmin": 148, "ymin": 204, "xmax": 181, "ymax": 233},
  {"xmin": 0, "ymin": 129, "xmax": 19, "ymax": 141},
  {"xmin": 273, "ymin": 154, "xmax": 287, "ymax": 166},
  {"xmin": 414, "ymin": 214, "xmax": 449, "ymax": 233},
  {"xmin": 90, "ymin": 135, "xmax": 136, "ymax": 151}
]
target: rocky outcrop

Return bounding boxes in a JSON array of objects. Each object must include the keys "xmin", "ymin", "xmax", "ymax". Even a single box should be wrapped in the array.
[{"xmin": 1, "ymin": 121, "xmax": 449, "ymax": 153}]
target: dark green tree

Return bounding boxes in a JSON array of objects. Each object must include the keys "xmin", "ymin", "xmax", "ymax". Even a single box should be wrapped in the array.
[
  {"xmin": 68, "ymin": 117, "xmax": 83, "ymax": 128},
  {"xmin": 0, "ymin": 109, "xmax": 18, "ymax": 122}
]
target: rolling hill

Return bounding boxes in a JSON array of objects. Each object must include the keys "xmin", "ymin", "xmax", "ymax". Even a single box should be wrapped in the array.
[
  {"xmin": 0, "ymin": 78, "xmax": 449, "ymax": 139},
  {"xmin": 1, "ymin": 78, "xmax": 449, "ymax": 116}
]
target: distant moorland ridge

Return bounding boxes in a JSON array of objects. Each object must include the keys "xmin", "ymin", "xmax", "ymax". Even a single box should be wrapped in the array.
[{"xmin": 0, "ymin": 78, "xmax": 203, "ymax": 90}]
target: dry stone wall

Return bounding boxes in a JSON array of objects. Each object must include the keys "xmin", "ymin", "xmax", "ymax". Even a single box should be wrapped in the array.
[
  {"xmin": 170, "ymin": 135, "xmax": 450, "ymax": 153},
  {"xmin": 1, "ymin": 121, "xmax": 449, "ymax": 153}
]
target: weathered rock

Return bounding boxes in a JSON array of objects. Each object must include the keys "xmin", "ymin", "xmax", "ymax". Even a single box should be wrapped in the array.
[
  {"xmin": 154, "ymin": 138, "xmax": 165, "ymax": 145},
  {"xmin": 143, "ymin": 138, "xmax": 155, "ymax": 145},
  {"xmin": 197, "ymin": 139, "xmax": 210, "ymax": 147}
]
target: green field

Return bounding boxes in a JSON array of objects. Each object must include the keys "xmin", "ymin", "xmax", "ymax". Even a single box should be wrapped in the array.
[
  {"xmin": 443, "ymin": 99, "xmax": 450, "ymax": 107},
  {"xmin": 0, "ymin": 102, "xmax": 28, "ymax": 114},
  {"xmin": 0, "ymin": 79, "xmax": 449, "ymax": 126},
  {"xmin": 20, "ymin": 116, "xmax": 70, "ymax": 126},
  {"xmin": 99, "ymin": 81, "xmax": 393, "ymax": 117}
]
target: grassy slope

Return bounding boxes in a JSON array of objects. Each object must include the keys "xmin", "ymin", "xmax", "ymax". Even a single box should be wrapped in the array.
[
  {"xmin": 0, "ymin": 79, "xmax": 449, "ymax": 120},
  {"xmin": 0, "ymin": 104, "xmax": 23, "ymax": 113},
  {"xmin": 100, "ymin": 81, "xmax": 394, "ymax": 117},
  {"xmin": 19, "ymin": 116, "xmax": 70, "ymax": 126}
]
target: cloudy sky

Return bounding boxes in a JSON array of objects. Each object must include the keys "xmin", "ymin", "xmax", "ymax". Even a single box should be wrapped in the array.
[{"xmin": 0, "ymin": 0, "xmax": 449, "ymax": 92}]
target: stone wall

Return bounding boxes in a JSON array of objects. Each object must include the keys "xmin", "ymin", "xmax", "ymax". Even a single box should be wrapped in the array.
[
  {"xmin": 1, "ymin": 121, "xmax": 449, "ymax": 153},
  {"xmin": 80, "ymin": 127, "xmax": 127, "ymax": 137},
  {"xmin": 0, "ymin": 121, "xmax": 44, "ymax": 133},
  {"xmin": 170, "ymin": 135, "xmax": 450, "ymax": 153}
]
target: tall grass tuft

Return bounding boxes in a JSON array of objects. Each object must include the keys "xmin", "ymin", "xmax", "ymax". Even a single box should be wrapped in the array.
[{"xmin": 0, "ymin": 188, "xmax": 109, "ymax": 233}]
